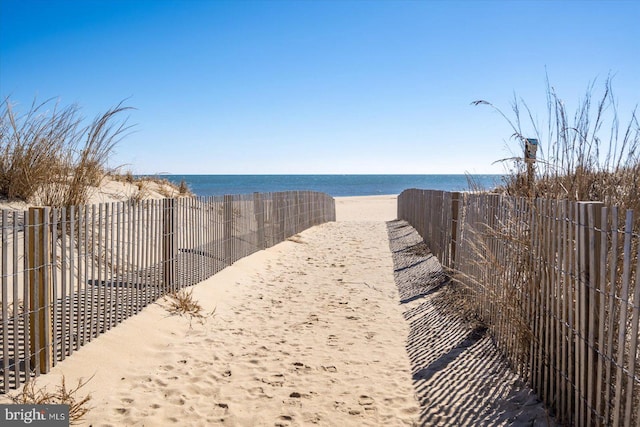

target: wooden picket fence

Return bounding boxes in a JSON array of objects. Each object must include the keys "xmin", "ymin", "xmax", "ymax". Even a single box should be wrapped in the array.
[
  {"xmin": 398, "ymin": 188, "xmax": 640, "ymax": 426},
  {"xmin": 0, "ymin": 191, "xmax": 335, "ymax": 393}
]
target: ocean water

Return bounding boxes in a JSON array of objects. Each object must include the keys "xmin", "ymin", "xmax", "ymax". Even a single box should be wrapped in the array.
[{"xmin": 159, "ymin": 175, "xmax": 504, "ymax": 198}]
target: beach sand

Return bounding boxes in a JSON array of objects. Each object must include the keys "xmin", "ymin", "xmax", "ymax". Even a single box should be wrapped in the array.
[{"xmin": 1, "ymin": 195, "xmax": 553, "ymax": 426}]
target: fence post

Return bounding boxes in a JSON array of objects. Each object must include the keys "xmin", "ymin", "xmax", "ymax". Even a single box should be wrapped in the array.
[
  {"xmin": 162, "ymin": 198, "xmax": 176, "ymax": 292},
  {"xmin": 294, "ymin": 192, "xmax": 301, "ymax": 233},
  {"xmin": 253, "ymin": 192, "xmax": 265, "ymax": 250},
  {"xmin": 28, "ymin": 207, "xmax": 52, "ymax": 374},
  {"xmin": 223, "ymin": 195, "xmax": 233, "ymax": 264},
  {"xmin": 280, "ymin": 193, "xmax": 286, "ymax": 240},
  {"xmin": 271, "ymin": 193, "xmax": 285, "ymax": 243},
  {"xmin": 450, "ymin": 192, "xmax": 461, "ymax": 270}
]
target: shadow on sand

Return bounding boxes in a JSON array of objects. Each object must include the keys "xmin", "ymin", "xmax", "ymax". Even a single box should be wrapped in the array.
[{"xmin": 387, "ymin": 219, "xmax": 555, "ymax": 427}]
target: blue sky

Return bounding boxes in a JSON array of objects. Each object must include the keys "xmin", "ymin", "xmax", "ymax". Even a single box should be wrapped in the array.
[{"xmin": 1, "ymin": 0, "xmax": 638, "ymax": 174}]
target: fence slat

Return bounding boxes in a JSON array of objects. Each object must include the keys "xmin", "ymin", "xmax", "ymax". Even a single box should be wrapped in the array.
[
  {"xmin": 613, "ymin": 210, "xmax": 633, "ymax": 427},
  {"xmin": 624, "ymin": 247, "xmax": 640, "ymax": 426},
  {"xmin": 50, "ymin": 209, "xmax": 58, "ymax": 366},
  {"xmin": 595, "ymin": 206, "xmax": 608, "ymax": 422},
  {"xmin": 603, "ymin": 206, "xmax": 618, "ymax": 424},
  {"xmin": 2, "ymin": 210, "xmax": 9, "ymax": 390}
]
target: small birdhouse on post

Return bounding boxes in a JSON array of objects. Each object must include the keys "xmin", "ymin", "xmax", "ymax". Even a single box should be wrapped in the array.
[
  {"xmin": 525, "ymin": 138, "xmax": 538, "ymax": 163},
  {"xmin": 525, "ymin": 138, "xmax": 538, "ymax": 197}
]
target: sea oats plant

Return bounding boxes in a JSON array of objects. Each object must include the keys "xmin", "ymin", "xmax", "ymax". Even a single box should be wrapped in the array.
[
  {"xmin": 473, "ymin": 75, "xmax": 639, "ymax": 217},
  {"xmin": 10, "ymin": 376, "xmax": 93, "ymax": 425},
  {"xmin": 0, "ymin": 97, "xmax": 133, "ymax": 207}
]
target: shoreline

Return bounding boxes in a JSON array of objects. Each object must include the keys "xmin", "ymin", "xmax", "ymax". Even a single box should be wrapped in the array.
[{"xmin": 334, "ymin": 195, "xmax": 398, "ymax": 222}]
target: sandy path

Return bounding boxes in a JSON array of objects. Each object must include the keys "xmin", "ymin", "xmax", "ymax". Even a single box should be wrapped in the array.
[
  {"xmin": 183, "ymin": 221, "xmax": 419, "ymax": 426},
  {"xmin": 388, "ymin": 220, "xmax": 555, "ymax": 426},
  {"xmin": 3, "ymin": 198, "xmax": 419, "ymax": 426}
]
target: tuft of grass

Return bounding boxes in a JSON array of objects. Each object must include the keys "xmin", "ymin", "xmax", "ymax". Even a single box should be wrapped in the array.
[
  {"xmin": 143, "ymin": 175, "xmax": 192, "ymax": 198},
  {"xmin": 178, "ymin": 179, "xmax": 189, "ymax": 195},
  {"xmin": 10, "ymin": 376, "xmax": 93, "ymax": 425},
  {"xmin": 163, "ymin": 288, "xmax": 215, "ymax": 324},
  {"xmin": 0, "ymin": 97, "xmax": 133, "ymax": 207},
  {"xmin": 286, "ymin": 234, "xmax": 305, "ymax": 244},
  {"xmin": 106, "ymin": 171, "xmax": 193, "ymax": 199},
  {"xmin": 128, "ymin": 180, "xmax": 148, "ymax": 204}
]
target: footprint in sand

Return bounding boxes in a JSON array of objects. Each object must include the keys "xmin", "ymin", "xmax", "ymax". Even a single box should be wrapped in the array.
[
  {"xmin": 213, "ymin": 402, "xmax": 229, "ymax": 417},
  {"xmin": 248, "ymin": 386, "xmax": 274, "ymax": 399},
  {"xmin": 290, "ymin": 362, "xmax": 313, "ymax": 376},
  {"xmin": 358, "ymin": 395, "xmax": 377, "ymax": 412},
  {"xmin": 288, "ymin": 391, "xmax": 314, "ymax": 399},
  {"xmin": 260, "ymin": 373, "xmax": 285, "ymax": 387},
  {"xmin": 327, "ymin": 335, "xmax": 339, "ymax": 347},
  {"xmin": 275, "ymin": 414, "xmax": 293, "ymax": 427},
  {"xmin": 208, "ymin": 403, "xmax": 229, "ymax": 423},
  {"xmin": 170, "ymin": 396, "xmax": 186, "ymax": 406},
  {"xmin": 358, "ymin": 395, "xmax": 375, "ymax": 405}
]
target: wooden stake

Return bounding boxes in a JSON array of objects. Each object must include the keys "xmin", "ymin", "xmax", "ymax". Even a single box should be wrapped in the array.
[{"xmin": 27, "ymin": 207, "xmax": 52, "ymax": 374}]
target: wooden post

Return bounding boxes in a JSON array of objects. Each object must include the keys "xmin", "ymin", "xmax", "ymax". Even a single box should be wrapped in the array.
[
  {"xmin": 279, "ymin": 193, "xmax": 286, "ymax": 241},
  {"xmin": 525, "ymin": 138, "xmax": 538, "ymax": 198},
  {"xmin": 450, "ymin": 192, "xmax": 461, "ymax": 270},
  {"xmin": 294, "ymin": 192, "xmax": 301, "ymax": 234},
  {"xmin": 223, "ymin": 195, "xmax": 233, "ymax": 264},
  {"xmin": 28, "ymin": 207, "xmax": 52, "ymax": 374},
  {"xmin": 271, "ymin": 193, "xmax": 283, "ymax": 243},
  {"xmin": 253, "ymin": 192, "xmax": 265, "ymax": 250},
  {"xmin": 162, "ymin": 198, "xmax": 176, "ymax": 292}
]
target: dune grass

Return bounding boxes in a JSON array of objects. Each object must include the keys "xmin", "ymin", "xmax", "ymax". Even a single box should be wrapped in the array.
[
  {"xmin": 9, "ymin": 376, "xmax": 93, "ymax": 425},
  {"xmin": 0, "ymin": 97, "xmax": 133, "ymax": 207},
  {"xmin": 474, "ymin": 75, "xmax": 639, "ymax": 216},
  {"xmin": 109, "ymin": 171, "xmax": 192, "ymax": 200},
  {"xmin": 162, "ymin": 288, "xmax": 215, "ymax": 327}
]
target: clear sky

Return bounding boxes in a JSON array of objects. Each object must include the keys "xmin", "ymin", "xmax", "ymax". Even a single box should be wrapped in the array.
[{"xmin": 1, "ymin": 0, "xmax": 638, "ymax": 175}]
